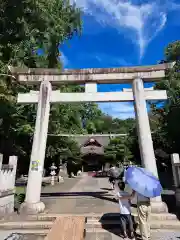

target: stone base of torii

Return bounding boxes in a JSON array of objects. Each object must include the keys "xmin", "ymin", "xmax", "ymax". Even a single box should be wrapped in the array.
[{"xmin": 10, "ymin": 63, "xmax": 174, "ymax": 214}]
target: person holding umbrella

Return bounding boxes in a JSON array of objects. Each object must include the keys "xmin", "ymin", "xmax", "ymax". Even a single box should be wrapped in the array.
[
  {"xmin": 125, "ymin": 166, "xmax": 163, "ymax": 240},
  {"xmin": 136, "ymin": 192, "xmax": 151, "ymax": 240},
  {"xmin": 117, "ymin": 181, "xmax": 135, "ymax": 239}
]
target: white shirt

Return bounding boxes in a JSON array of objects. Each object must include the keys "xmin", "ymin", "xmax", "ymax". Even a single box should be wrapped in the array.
[
  {"xmin": 117, "ymin": 191, "xmax": 131, "ymax": 215},
  {"xmin": 113, "ymin": 180, "xmax": 120, "ymax": 194},
  {"xmin": 137, "ymin": 193, "xmax": 150, "ymax": 203}
]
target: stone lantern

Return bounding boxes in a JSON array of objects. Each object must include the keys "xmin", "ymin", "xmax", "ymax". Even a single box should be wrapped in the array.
[{"xmin": 50, "ymin": 163, "xmax": 57, "ymax": 186}]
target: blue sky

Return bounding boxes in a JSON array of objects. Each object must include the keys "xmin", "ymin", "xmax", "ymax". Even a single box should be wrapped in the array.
[{"xmin": 60, "ymin": 0, "xmax": 180, "ymax": 119}]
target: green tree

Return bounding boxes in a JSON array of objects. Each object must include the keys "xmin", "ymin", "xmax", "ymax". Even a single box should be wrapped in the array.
[
  {"xmin": 0, "ymin": 0, "xmax": 82, "ymax": 174},
  {"xmin": 126, "ymin": 127, "xmax": 141, "ymax": 165},
  {"xmin": 45, "ymin": 136, "xmax": 82, "ymax": 168},
  {"xmin": 0, "ymin": 0, "xmax": 82, "ymax": 69},
  {"xmin": 152, "ymin": 41, "xmax": 180, "ymax": 156},
  {"xmin": 104, "ymin": 137, "xmax": 133, "ymax": 165},
  {"xmin": 126, "ymin": 41, "xmax": 180, "ymax": 169}
]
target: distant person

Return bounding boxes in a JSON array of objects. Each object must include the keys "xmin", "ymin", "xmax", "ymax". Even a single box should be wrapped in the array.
[
  {"xmin": 114, "ymin": 165, "xmax": 124, "ymax": 194},
  {"xmin": 136, "ymin": 191, "xmax": 151, "ymax": 240},
  {"xmin": 108, "ymin": 165, "xmax": 116, "ymax": 189},
  {"xmin": 109, "ymin": 164, "xmax": 124, "ymax": 194},
  {"xmin": 109, "ymin": 175, "xmax": 115, "ymax": 189},
  {"xmin": 122, "ymin": 165, "xmax": 129, "ymax": 183},
  {"xmin": 117, "ymin": 182, "xmax": 135, "ymax": 239}
]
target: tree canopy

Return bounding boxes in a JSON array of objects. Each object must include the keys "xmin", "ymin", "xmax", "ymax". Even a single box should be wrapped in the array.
[
  {"xmin": 2, "ymin": 0, "xmax": 180, "ymax": 175},
  {"xmin": 128, "ymin": 40, "xmax": 180, "ymax": 169},
  {"xmin": 0, "ymin": 0, "xmax": 83, "ymax": 173},
  {"xmin": 104, "ymin": 136, "xmax": 134, "ymax": 166},
  {"xmin": 0, "ymin": 0, "xmax": 137, "ymax": 174},
  {"xmin": 151, "ymin": 41, "xmax": 180, "ymax": 156}
]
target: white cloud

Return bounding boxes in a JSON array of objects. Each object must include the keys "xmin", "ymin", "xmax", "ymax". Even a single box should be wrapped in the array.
[
  {"xmin": 77, "ymin": 52, "xmax": 132, "ymax": 66},
  {"xmin": 73, "ymin": 0, "xmax": 167, "ymax": 59},
  {"xmin": 59, "ymin": 52, "xmax": 69, "ymax": 68},
  {"xmin": 99, "ymin": 102, "xmax": 135, "ymax": 119},
  {"xmin": 94, "ymin": 54, "xmax": 132, "ymax": 66},
  {"xmin": 169, "ymin": 1, "xmax": 180, "ymax": 10}
]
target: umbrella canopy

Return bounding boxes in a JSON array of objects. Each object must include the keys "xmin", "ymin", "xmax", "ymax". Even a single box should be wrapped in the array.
[{"xmin": 125, "ymin": 166, "xmax": 162, "ymax": 198}]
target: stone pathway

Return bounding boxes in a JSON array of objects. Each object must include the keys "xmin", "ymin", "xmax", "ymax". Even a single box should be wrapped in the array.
[
  {"xmin": 2, "ymin": 231, "xmax": 180, "ymax": 240},
  {"xmin": 150, "ymin": 231, "xmax": 180, "ymax": 240},
  {"xmin": 40, "ymin": 175, "xmax": 180, "ymax": 239},
  {"xmin": 0, "ymin": 231, "xmax": 14, "ymax": 239},
  {"xmin": 42, "ymin": 175, "xmax": 118, "ymax": 214},
  {"xmin": 1, "ymin": 175, "xmax": 180, "ymax": 239},
  {"xmin": 41, "ymin": 176, "xmax": 83, "ymax": 213},
  {"xmin": 0, "ymin": 233, "xmax": 44, "ymax": 239},
  {"xmin": 86, "ymin": 230, "xmax": 180, "ymax": 240}
]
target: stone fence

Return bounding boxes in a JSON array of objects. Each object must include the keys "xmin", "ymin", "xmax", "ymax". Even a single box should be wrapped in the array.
[{"xmin": 0, "ymin": 154, "xmax": 17, "ymax": 218}]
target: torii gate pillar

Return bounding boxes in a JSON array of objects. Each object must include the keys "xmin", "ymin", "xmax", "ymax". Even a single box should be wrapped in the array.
[
  {"xmin": 132, "ymin": 78, "xmax": 167, "ymax": 213},
  {"xmin": 20, "ymin": 79, "xmax": 52, "ymax": 214}
]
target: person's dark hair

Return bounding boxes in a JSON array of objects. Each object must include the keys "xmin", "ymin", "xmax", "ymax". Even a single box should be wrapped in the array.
[
  {"xmin": 118, "ymin": 181, "xmax": 125, "ymax": 191},
  {"xmin": 110, "ymin": 165, "xmax": 113, "ymax": 168}
]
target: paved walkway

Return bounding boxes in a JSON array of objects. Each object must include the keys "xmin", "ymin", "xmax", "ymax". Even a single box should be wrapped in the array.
[
  {"xmin": 86, "ymin": 230, "xmax": 180, "ymax": 240},
  {"xmin": 40, "ymin": 174, "xmax": 180, "ymax": 239},
  {"xmin": 1, "ymin": 175, "xmax": 180, "ymax": 239},
  {"xmin": 42, "ymin": 175, "xmax": 118, "ymax": 214},
  {"xmin": 1, "ymin": 231, "xmax": 180, "ymax": 239}
]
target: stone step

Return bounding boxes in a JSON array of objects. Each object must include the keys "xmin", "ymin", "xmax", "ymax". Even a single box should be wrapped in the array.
[
  {"xmin": 0, "ymin": 229, "xmax": 49, "ymax": 235},
  {"xmin": 86, "ymin": 228, "xmax": 180, "ymax": 233},
  {"xmin": 86, "ymin": 220, "xmax": 180, "ymax": 230},
  {"xmin": 0, "ymin": 221, "xmax": 53, "ymax": 230},
  {"xmin": 133, "ymin": 213, "xmax": 177, "ymax": 221},
  {"xmin": 86, "ymin": 213, "xmax": 178, "ymax": 221},
  {"xmin": 4, "ymin": 212, "xmax": 177, "ymax": 222},
  {"xmin": 85, "ymin": 230, "xmax": 180, "ymax": 240},
  {"xmin": 0, "ymin": 218, "xmax": 180, "ymax": 231},
  {"xmin": 0, "ymin": 232, "xmax": 46, "ymax": 240},
  {"xmin": 2, "ymin": 229, "xmax": 180, "ymax": 240}
]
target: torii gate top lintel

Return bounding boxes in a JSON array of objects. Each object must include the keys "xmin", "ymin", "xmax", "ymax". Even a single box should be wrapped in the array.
[{"xmin": 9, "ymin": 62, "xmax": 175, "ymax": 85}]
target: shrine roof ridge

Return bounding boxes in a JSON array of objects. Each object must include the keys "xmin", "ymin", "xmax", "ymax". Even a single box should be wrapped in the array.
[{"xmin": 9, "ymin": 62, "xmax": 174, "ymax": 75}]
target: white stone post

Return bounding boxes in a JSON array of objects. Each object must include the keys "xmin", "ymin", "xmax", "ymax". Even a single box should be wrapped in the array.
[
  {"xmin": 51, "ymin": 174, "xmax": 55, "ymax": 186},
  {"xmin": 0, "ymin": 154, "xmax": 3, "ymax": 170},
  {"xmin": 171, "ymin": 153, "xmax": 180, "ymax": 187},
  {"xmin": 50, "ymin": 163, "xmax": 57, "ymax": 186},
  {"xmin": 132, "ymin": 77, "xmax": 167, "ymax": 213},
  {"xmin": 9, "ymin": 155, "xmax": 18, "ymax": 188},
  {"xmin": 20, "ymin": 79, "xmax": 52, "ymax": 214}
]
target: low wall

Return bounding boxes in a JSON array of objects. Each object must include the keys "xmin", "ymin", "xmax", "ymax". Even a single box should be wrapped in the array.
[
  {"xmin": 0, "ymin": 154, "xmax": 17, "ymax": 218},
  {"xmin": 0, "ymin": 190, "xmax": 14, "ymax": 217}
]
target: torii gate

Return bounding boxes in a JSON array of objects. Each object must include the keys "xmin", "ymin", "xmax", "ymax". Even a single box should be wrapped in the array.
[{"xmin": 10, "ymin": 63, "xmax": 174, "ymax": 214}]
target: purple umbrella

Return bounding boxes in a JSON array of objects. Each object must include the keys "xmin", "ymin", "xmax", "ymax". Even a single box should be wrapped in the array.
[{"xmin": 125, "ymin": 166, "xmax": 162, "ymax": 198}]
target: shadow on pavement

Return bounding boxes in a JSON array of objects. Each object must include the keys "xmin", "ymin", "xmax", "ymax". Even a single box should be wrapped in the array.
[
  {"xmin": 162, "ymin": 193, "xmax": 176, "ymax": 214},
  {"xmin": 41, "ymin": 191, "xmax": 109, "ymax": 197},
  {"xmin": 41, "ymin": 188, "xmax": 179, "ymax": 219},
  {"xmin": 100, "ymin": 187, "xmax": 113, "ymax": 191},
  {"xmin": 161, "ymin": 192, "xmax": 180, "ymax": 220},
  {"xmin": 99, "ymin": 213, "xmax": 137, "ymax": 238},
  {"xmin": 41, "ymin": 191, "xmax": 119, "ymax": 203}
]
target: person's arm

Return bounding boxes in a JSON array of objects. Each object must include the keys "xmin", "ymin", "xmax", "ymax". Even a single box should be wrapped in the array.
[
  {"xmin": 131, "ymin": 190, "xmax": 136, "ymax": 197},
  {"xmin": 117, "ymin": 192, "xmax": 134, "ymax": 200}
]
